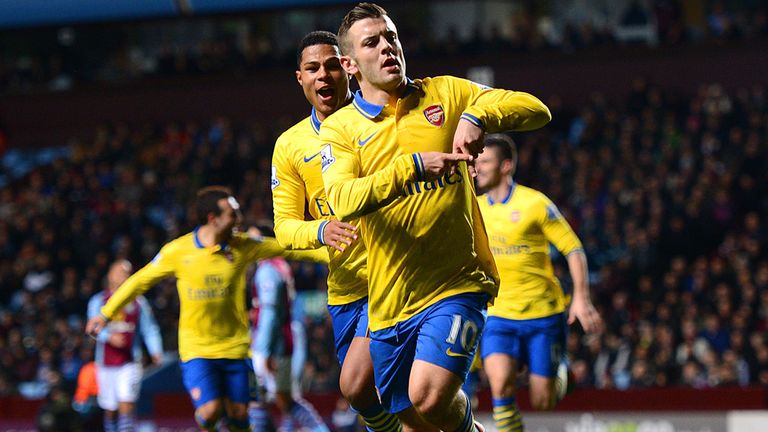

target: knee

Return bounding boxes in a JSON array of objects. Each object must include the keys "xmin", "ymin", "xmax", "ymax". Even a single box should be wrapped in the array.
[
  {"xmin": 195, "ymin": 401, "xmax": 223, "ymax": 428},
  {"xmin": 339, "ymin": 370, "xmax": 375, "ymax": 409},
  {"xmin": 227, "ymin": 403, "xmax": 248, "ymax": 420},
  {"xmin": 529, "ymin": 392, "xmax": 555, "ymax": 411},
  {"xmin": 339, "ymin": 360, "xmax": 378, "ymax": 410},
  {"xmin": 409, "ymin": 387, "xmax": 451, "ymax": 420}
]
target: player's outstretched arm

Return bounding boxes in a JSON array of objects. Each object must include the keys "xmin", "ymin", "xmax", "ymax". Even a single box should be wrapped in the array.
[{"xmin": 246, "ymin": 235, "xmax": 330, "ymax": 264}]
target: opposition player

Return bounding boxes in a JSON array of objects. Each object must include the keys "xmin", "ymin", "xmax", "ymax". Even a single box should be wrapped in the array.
[
  {"xmin": 249, "ymin": 228, "xmax": 329, "ymax": 431},
  {"xmin": 271, "ymin": 31, "xmax": 399, "ymax": 431},
  {"xmin": 475, "ymin": 134, "xmax": 602, "ymax": 431},
  {"xmin": 320, "ymin": 3, "xmax": 551, "ymax": 431},
  {"xmin": 86, "ymin": 186, "xmax": 327, "ymax": 432},
  {"xmin": 86, "ymin": 259, "xmax": 163, "ymax": 432}
]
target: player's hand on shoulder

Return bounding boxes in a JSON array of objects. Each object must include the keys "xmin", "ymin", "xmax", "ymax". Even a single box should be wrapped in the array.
[
  {"xmin": 419, "ymin": 152, "xmax": 473, "ymax": 181},
  {"xmin": 323, "ymin": 220, "xmax": 358, "ymax": 252}
]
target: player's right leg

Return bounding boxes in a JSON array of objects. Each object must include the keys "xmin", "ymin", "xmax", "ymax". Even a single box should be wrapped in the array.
[
  {"xmin": 481, "ymin": 316, "xmax": 525, "ymax": 432},
  {"xmin": 370, "ymin": 292, "xmax": 489, "ymax": 431},
  {"xmin": 329, "ymin": 298, "xmax": 401, "ymax": 431},
  {"xmin": 407, "ymin": 293, "xmax": 489, "ymax": 431},
  {"xmin": 180, "ymin": 358, "xmax": 225, "ymax": 431}
]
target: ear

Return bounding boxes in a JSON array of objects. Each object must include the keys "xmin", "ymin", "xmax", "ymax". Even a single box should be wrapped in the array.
[
  {"xmin": 295, "ymin": 69, "xmax": 302, "ymax": 86},
  {"xmin": 340, "ymin": 55, "xmax": 358, "ymax": 76},
  {"xmin": 502, "ymin": 159, "xmax": 515, "ymax": 176}
]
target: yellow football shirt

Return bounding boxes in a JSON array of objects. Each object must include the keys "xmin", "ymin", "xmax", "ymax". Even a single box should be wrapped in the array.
[
  {"xmin": 478, "ymin": 183, "xmax": 583, "ymax": 320},
  {"xmin": 320, "ymin": 76, "xmax": 551, "ymax": 331},
  {"xmin": 271, "ymin": 108, "xmax": 368, "ymax": 306},
  {"xmin": 100, "ymin": 230, "xmax": 327, "ymax": 361}
]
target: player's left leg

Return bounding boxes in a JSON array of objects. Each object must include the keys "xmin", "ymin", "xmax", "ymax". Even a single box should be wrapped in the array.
[
  {"xmin": 408, "ymin": 292, "xmax": 489, "ymax": 431},
  {"xmin": 276, "ymin": 355, "xmax": 328, "ymax": 432},
  {"xmin": 526, "ymin": 313, "xmax": 568, "ymax": 411},
  {"xmin": 222, "ymin": 358, "xmax": 259, "ymax": 431},
  {"xmin": 330, "ymin": 298, "xmax": 400, "ymax": 431},
  {"xmin": 115, "ymin": 362, "xmax": 141, "ymax": 432}
]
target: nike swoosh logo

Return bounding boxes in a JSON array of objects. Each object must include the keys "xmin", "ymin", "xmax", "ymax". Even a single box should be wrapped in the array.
[
  {"xmin": 445, "ymin": 347, "xmax": 470, "ymax": 358},
  {"xmin": 358, "ymin": 132, "xmax": 376, "ymax": 146},
  {"xmin": 303, "ymin": 152, "xmax": 321, "ymax": 163}
]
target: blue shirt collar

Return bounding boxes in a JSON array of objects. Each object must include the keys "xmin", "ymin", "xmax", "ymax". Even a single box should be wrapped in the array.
[
  {"xmin": 487, "ymin": 181, "xmax": 516, "ymax": 205},
  {"xmin": 310, "ymin": 107, "xmax": 322, "ymax": 135},
  {"xmin": 193, "ymin": 226, "xmax": 205, "ymax": 249},
  {"xmin": 193, "ymin": 226, "xmax": 229, "ymax": 250},
  {"xmin": 352, "ymin": 78, "xmax": 419, "ymax": 119}
]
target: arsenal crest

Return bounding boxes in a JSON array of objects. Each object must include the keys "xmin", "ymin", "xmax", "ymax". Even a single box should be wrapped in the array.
[{"xmin": 423, "ymin": 105, "xmax": 445, "ymax": 127}]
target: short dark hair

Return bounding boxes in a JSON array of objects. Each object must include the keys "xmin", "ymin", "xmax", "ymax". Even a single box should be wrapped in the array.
[
  {"xmin": 297, "ymin": 30, "xmax": 339, "ymax": 68},
  {"xmin": 338, "ymin": 2, "xmax": 388, "ymax": 55},
  {"xmin": 483, "ymin": 133, "xmax": 517, "ymax": 162},
  {"xmin": 194, "ymin": 186, "xmax": 232, "ymax": 225}
]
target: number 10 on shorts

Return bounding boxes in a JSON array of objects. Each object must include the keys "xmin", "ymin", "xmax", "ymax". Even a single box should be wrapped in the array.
[{"xmin": 445, "ymin": 314, "xmax": 479, "ymax": 355}]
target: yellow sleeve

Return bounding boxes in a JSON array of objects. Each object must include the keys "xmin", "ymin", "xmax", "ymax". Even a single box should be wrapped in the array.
[
  {"xmin": 101, "ymin": 245, "xmax": 176, "ymax": 319},
  {"xmin": 283, "ymin": 247, "xmax": 330, "ymax": 264},
  {"xmin": 244, "ymin": 235, "xmax": 329, "ymax": 264},
  {"xmin": 537, "ymin": 195, "xmax": 583, "ymax": 256},
  {"xmin": 271, "ymin": 137, "xmax": 326, "ymax": 250},
  {"xmin": 448, "ymin": 77, "xmax": 551, "ymax": 133},
  {"xmin": 319, "ymin": 124, "xmax": 421, "ymax": 222}
]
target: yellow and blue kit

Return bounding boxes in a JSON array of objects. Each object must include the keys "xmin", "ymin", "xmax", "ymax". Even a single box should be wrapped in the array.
[
  {"xmin": 319, "ymin": 76, "xmax": 551, "ymax": 413},
  {"xmin": 320, "ymin": 76, "xmax": 551, "ymax": 332},
  {"xmin": 101, "ymin": 229, "xmax": 327, "ymax": 362},
  {"xmin": 478, "ymin": 182, "xmax": 582, "ymax": 377},
  {"xmin": 271, "ymin": 107, "xmax": 368, "ymax": 306},
  {"xmin": 271, "ymin": 107, "xmax": 370, "ymax": 365}
]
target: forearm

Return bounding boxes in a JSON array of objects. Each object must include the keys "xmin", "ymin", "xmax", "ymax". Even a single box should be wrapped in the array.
[
  {"xmin": 463, "ymin": 91, "xmax": 551, "ymax": 132},
  {"xmin": 325, "ymin": 153, "xmax": 419, "ymax": 222},
  {"xmin": 274, "ymin": 217, "xmax": 327, "ymax": 250},
  {"xmin": 566, "ymin": 249, "xmax": 590, "ymax": 300}
]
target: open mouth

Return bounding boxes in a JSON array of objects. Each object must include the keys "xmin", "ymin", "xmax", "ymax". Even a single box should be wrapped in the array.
[
  {"xmin": 317, "ymin": 87, "xmax": 335, "ymax": 102},
  {"xmin": 382, "ymin": 57, "xmax": 399, "ymax": 71}
]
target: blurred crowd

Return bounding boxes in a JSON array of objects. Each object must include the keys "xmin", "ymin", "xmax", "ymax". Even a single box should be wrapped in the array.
[
  {"xmin": 0, "ymin": 79, "xmax": 766, "ymax": 403},
  {"xmin": 515, "ymin": 79, "xmax": 768, "ymax": 390},
  {"xmin": 1, "ymin": 0, "xmax": 767, "ymax": 94}
]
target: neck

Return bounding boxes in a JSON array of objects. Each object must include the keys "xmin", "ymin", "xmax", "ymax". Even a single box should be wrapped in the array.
[
  {"xmin": 359, "ymin": 79, "xmax": 405, "ymax": 107},
  {"xmin": 315, "ymin": 92, "xmax": 353, "ymax": 122},
  {"xmin": 197, "ymin": 225, "xmax": 221, "ymax": 247},
  {"xmin": 488, "ymin": 178, "xmax": 512, "ymax": 203}
]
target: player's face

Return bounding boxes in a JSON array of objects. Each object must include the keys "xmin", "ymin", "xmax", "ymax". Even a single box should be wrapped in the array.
[
  {"xmin": 475, "ymin": 146, "xmax": 515, "ymax": 191},
  {"xmin": 296, "ymin": 44, "xmax": 350, "ymax": 119},
  {"xmin": 214, "ymin": 198, "xmax": 242, "ymax": 241},
  {"xmin": 342, "ymin": 16, "xmax": 405, "ymax": 92},
  {"xmin": 106, "ymin": 261, "xmax": 131, "ymax": 291}
]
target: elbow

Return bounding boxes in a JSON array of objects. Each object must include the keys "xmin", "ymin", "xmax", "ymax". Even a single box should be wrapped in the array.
[
  {"xmin": 325, "ymin": 187, "xmax": 357, "ymax": 222},
  {"xmin": 273, "ymin": 223, "xmax": 295, "ymax": 249},
  {"xmin": 532, "ymin": 104, "xmax": 552, "ymax": 129}
]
